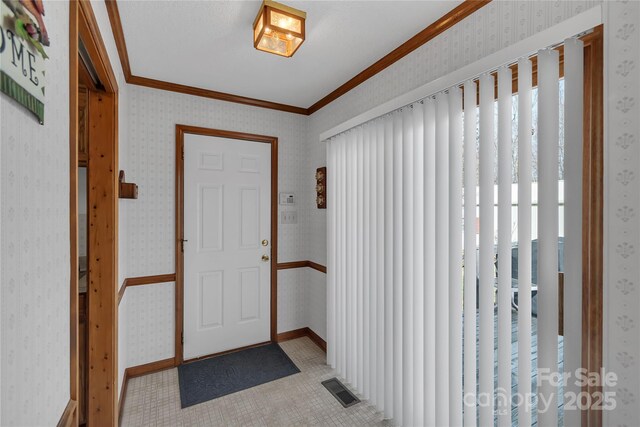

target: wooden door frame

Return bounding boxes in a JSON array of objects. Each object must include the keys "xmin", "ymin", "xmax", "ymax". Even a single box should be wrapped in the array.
[
  {"xmin": 69, "ymin": 3, "xmax": 79, "ymax": 424},
  {"xmin": 581, "ymin": 25, "xmax": 604, "ymax": 427},
  {"xmin": 70, "ymin": 1, "xmax": 119, "ymax": 425},
  {"xmin": 175, "ymin": 125, "xmax": 279, "ymax": 365}
]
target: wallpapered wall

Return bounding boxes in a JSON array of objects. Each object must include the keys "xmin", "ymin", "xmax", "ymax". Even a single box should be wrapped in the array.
[
  {"xmin": 603, "ymin": 1, "xmax": 640, "ymax": 426},
  {"xmin": 0, "ymin": 1, "xmax": 70, "ymax": 425}
]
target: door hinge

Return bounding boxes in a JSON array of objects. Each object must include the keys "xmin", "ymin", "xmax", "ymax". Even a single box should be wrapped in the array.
[
  {"xmin": 182, "ymin": 147, "xmax": 184, "ymax": 160},
  {"xmin": 181, "ymin": 331, "xmax": 184, "ymax": 344}
]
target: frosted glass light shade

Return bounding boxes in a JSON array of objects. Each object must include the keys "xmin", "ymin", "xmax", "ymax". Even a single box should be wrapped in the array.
[{"xmin": 253, "ymin": 0, "xmax": 306, "ymax": 58}]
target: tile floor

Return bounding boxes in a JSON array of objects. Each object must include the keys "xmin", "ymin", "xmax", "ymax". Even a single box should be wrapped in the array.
[{"xmin": 121, "ymin": 337, "xmax": 391, "ymax": 426}]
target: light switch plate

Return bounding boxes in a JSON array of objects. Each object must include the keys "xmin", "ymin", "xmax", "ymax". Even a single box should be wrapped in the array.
[{"xmin": 281, "ymin": 210, "xmax": 298, "ymax": 224}]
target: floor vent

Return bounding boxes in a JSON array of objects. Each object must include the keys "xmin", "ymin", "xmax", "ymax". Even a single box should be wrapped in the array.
[{"xmin": 321, "ymin": 378, "xmax": 360, "ymax": 408}]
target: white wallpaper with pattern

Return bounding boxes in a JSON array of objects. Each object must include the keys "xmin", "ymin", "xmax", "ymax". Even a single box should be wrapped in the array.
[
  {"xmin": 126, "ymin": 282, "xmax": 174, "ymax": 367},
  {"xmin": 0, "ymin": 1, "xmax": 71, "ymax": 425},
  {"xmin": 603, "ymin": 1, "xmax": 640, "ymax": 426},
  {"xmin": 306, "ymin": 268, "xmax": 327, "ymax": 339},
  {"xmin": 278, "ymin": 269, "xmax": 309, "ymax": 334}
]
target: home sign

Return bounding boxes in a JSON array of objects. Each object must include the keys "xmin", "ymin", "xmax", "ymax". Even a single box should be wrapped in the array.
[{"xmin": 1, "ymin": 0, "xmax": 49, "ymax": 124}]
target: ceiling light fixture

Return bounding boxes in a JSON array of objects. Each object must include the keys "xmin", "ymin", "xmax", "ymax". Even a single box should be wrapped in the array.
[{"xmin": 253, "ymin": 0, "xmax": 306, "ymax": 58}]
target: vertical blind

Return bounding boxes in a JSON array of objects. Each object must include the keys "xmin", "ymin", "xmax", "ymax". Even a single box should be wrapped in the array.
[{"xmin": 327, "ymin": 37, "xmax": 584, "ymax": 426}]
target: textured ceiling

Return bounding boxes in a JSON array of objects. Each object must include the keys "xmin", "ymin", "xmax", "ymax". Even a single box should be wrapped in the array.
[{"xmin": 118, "ymin": 1, "xmax": 463, "ymax": 107}]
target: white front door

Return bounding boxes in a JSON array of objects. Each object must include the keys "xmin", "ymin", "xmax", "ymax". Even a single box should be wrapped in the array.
[{"xmin": 183, "ymin": 133, "xmax": 272, "ymax": 360}]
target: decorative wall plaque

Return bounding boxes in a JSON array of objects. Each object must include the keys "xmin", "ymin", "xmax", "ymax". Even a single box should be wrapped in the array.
[
  {"xmin": 1, "ymin": 0, "xmax": 50, "ymax": 124},
  {"xmin": 316, "ymin": 167, "xmax": 326, "ymax": 209}
]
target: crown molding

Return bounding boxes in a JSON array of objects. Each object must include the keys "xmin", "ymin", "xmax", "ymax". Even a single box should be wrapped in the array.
[
  {"xmin": 306, "ymin": 0, "xmax": 491, "ymax": 114},
  {"xmin": 104, "ymin": 0, "xmax": 130, "ymax": 80},
  {"xmin": 127, "ymin": 75, "xmax": 309, "ymax": 115},
  {"xmin": 104, "ymin": 0, "xmax": 491, "ymax": 116}
]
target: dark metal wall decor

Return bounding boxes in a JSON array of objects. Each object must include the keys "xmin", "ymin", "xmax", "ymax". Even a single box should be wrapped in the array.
[{"xmin": 316, "ymin": 167, "xmax": 326, "ymax": 209}]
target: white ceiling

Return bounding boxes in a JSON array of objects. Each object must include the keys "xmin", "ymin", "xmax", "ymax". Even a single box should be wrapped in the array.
[{"xmin": 119, "ymin": 1, "xmax": 463, "ymax": 107}]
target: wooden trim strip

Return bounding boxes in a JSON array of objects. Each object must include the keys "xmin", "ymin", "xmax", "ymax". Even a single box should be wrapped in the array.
[
  {"xmin": 56, "ymin": 399, "xmax": 77, "ymax": 427},
  {"xmin": 276, "ymin": 327, "xmax": 326, "ymax": 353},
  {"xmin": 126, "ymin": 357, "xmax": 176, "ymax": 378},
  {"xmin": 306, "ymin": 0, "xmax": 492, "ymax": 114},
  {"xmin": 78, "ymin": 0, "xmax": 118, "ymax": 93},
  {"xmin": 118, "ymin": 370, "xmax": 128, "ymax": 427},
  {"xmin": 117, "ymin": 274, "xmax": 177, "ymax": 305},
  {"xmin": 277, "ymin": 261, "xmax": 308, "ymax": 270},
  {"xmin": 270, "ymin": 137, "xmax": 280, "ymax": 343},
  {"xmin": 582, "ymin": 25, "xmax": 603, "ymax": 427},
  {"xmin": 275, "ymin": 327, "xmax": 308, "ymax": 342},
  {"xmin": 182, "ymin": 341, "xmax": 272, "ymax": 365},
  {"xmin": 306, "ymin": 327, "xmax": 327, "ymax": 352},
  {"xmin": 68, "ymin": 0, "xmax": 79, "ymax": 417},
  {"xmin": 175, "ymin": 125, "xmax": 278, "ymax": 144},
  {"xmin": 128, "ymin": 75, "xmax": 308, "ymax": 115},
  {"xmin": 277, "ymin": 260, "xmax": 327, "ymax": 273},
  {"xmin": 104, "ymin": 0, "xmax": 131, "ymax": 80},
  {"xmin": 104, "ymin": 0, "xmax": 490, "ymax": 115},
  {"xmin": 117, "ymin": 281, "xmax": 126, "ymax": 305},
  {"xmin": 126, "ymin": 273, "xmax": 176, "ymax": 287},
  {"xmin": 176, "ymin": 125, "xmax": 185, "ymax": 364},
  {"xmin": 306, "ymin": 261, "xmax": 327, "ymax": 274}
]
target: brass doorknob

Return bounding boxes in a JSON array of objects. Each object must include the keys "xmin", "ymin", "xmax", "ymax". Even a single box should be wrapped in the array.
[{"xmin": 261, "ymin": 254, "xmax": 270, "ymax": 262}]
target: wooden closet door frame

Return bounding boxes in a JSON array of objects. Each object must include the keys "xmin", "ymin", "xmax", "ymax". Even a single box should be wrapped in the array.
[
  {"xmin": 581, "ymin": 25, "xmax": 604, "ymax": 427},
  {"xmin": 70, "ymin": 1, "xmax": 120, "ymax": 425}
]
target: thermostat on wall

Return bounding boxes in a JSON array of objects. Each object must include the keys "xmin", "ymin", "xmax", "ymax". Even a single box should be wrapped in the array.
[{"xmin": 279, "ymin": 192, "xmax": 296, "ymax": 206}]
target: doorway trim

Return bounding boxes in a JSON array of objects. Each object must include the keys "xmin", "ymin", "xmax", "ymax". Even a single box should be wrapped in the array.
[
  {"xmin": 70, "ymin": 0, "xmax": 119, "ymax": 425},
  {"xmin": 175, "ymin": 125, "xmax": 279, "ymax": 364}
]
